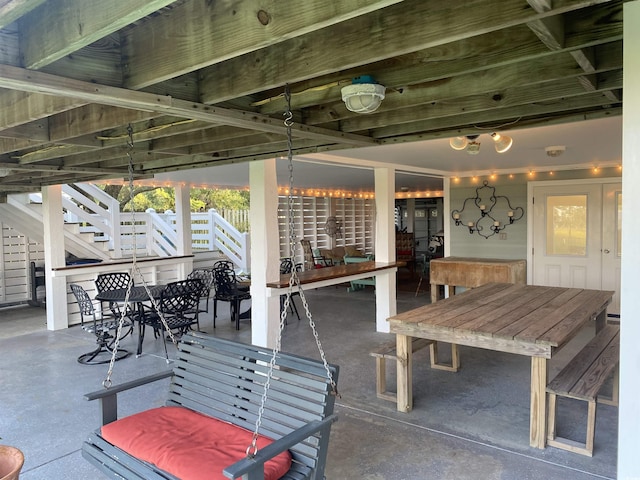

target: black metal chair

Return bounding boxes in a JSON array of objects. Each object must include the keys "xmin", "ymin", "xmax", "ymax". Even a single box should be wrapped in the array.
[
  {"xmin": 280, "ymin": 258, "xmax": 301, "ymax": 321},
  {"xmin": 211, "ymin": 266, "xmax": 251, "ymax": 330},
  {"xmin": 95, "ymin": 272, "xmax": 133, "ymax": 317},
  {"xmin": 137, "ymin": 279, "xmax": 202, "ymax": 356},
  {"xmin": 186, "ymin": 268, "xmax": 215, "ymax": 319},
  {"xmin": 69, "ymin": 283, "xmax": 131, "ymax": 365}
]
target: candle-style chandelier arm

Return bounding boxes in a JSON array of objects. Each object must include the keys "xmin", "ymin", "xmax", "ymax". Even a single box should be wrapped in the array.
[{"xmin": 450, "ymin": 181, "xmax": 524, "ymax": 239}]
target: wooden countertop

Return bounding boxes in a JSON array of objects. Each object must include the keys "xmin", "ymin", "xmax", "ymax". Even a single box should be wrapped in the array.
[{"xmin": 266, "ymin": 261, "xmax": 405, "ymax": 288}]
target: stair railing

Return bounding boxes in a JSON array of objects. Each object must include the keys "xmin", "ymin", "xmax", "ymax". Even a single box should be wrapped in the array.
[{"xmin": 61, "ymin": 183, "xmax": 122, "ymax": 256}]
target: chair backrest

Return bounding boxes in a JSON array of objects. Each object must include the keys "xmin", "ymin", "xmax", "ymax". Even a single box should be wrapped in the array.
[
  {"xmin": 187, "ymin": 268, "xmax": 214, "ymax": 292},
  {"xmin": 69, "ymin": 283, "xmax": 96, "ymax": 325},
  {"xmin": 160, "ymin": 279, "xmax": 202, "ymax": 316},
  {"xmin": 280, "ymin": 258, "xmax": 294, "ymax": 274},
  {"xmin": 213, "ymin": 260, "xmax": 234, "ymax": 271},
  {"xmin": 299, "ymin": 239, "xmax": 315, "ymax": 270},
  {"xmin": 95, "ymin": 272, "xmax": 132, "ymax": 292},
  {"xmin": 212, "ymin": 266, "xmax": 237, "ymax": 296}
]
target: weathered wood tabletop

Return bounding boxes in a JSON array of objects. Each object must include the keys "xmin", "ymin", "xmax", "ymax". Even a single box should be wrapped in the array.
[
  {"xmin": 266, "ymin": 261, "xmax": 404, "ymax": 289},
  {"xmin": 387, "ymin": 282, "xmax": 613, "ymax": 449}
]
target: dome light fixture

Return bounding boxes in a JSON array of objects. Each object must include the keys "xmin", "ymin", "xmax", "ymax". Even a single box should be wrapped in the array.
[
  {"xmin": 341, "ymin": 75, "xmax": 386, "ymax": 114},
  {"xmin": 449, "ymin": 132, "xmax": 513, "ymax": 154}
]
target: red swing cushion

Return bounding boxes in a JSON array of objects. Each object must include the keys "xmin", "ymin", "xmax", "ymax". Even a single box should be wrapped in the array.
[{"xmin": 101, "ymin": 406, "xmax": 292, "ymax": 480}]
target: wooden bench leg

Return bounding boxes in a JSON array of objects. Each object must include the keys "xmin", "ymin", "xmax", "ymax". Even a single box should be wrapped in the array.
[
  {"xmin": 375, "ymin": 357, "xmax": 387, "ymax": 399},
  {"xmin": 598, "ymin": 365, "xmax": 619, "ymax": 406},
  {"xmin": 429, "ymin": 342, "xmax": 460, "ymax": 372},
  {"xmin": 546, "ymin": 394, "xmax": 596, "ymax": 457},
  {"xmin": 547, "ymin": 392, "xmax": 558, "ymax": 444}
]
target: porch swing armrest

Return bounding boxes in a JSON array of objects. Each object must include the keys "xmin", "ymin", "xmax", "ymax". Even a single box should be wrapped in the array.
[
  {"xmin": 223, "ymin": 414, "xmax": 338, "ymax": 480},
  {"xmin": 84, "ymin": 370, "xmax": 174, "ymax": 425}
]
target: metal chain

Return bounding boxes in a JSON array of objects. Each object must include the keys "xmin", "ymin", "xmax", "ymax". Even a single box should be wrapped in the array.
[
  {"xmin": 103, "ymin": 125, "xmax": 178, "ymax": 389},
  {"xmin": 247, "ymin": 85, "xmax": 339, "ymax": 458}
]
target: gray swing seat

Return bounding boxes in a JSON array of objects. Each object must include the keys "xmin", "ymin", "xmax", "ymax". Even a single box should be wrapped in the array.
[{"xmin": 82, "ymin": 332, "xmax": 339, "ymax": 480}]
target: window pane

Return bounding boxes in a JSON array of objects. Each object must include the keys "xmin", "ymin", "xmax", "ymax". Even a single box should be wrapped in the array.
[{"xmin": 546, "ymin": 195, "xmax": 587, "ymax": 256}]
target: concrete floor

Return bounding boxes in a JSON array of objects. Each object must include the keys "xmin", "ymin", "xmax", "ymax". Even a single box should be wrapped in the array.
[{"xmin": 0, "ymin": 283, "xmax": 618, "ymax": 479}]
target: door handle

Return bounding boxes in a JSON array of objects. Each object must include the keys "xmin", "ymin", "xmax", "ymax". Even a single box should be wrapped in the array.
[{"xmin": 603, "ymin": 249, "xmax": 610, "ymax": 254}]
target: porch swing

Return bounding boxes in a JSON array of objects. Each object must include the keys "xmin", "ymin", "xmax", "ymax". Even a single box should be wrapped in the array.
[{"xmin": 82, "ymin": 88, "xmax": 340, "ymax": 480}]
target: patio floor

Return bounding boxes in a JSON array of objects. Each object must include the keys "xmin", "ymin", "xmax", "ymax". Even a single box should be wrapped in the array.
[{"xmin": 0, "ymin": 280, "xmax": 618, "ymax": 479}]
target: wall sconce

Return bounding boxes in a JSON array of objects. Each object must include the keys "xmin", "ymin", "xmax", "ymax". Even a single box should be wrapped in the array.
[
  {"xmin": 449, "ymin": 132, "xmax": 513, "ymax": 155},
  {"xmin": 451, "ymin": 180, "xmax": 524, "ymax": 239},
  {"xmin": 341, "ymin": 75, "xmax": 385, "ymax": 114}
]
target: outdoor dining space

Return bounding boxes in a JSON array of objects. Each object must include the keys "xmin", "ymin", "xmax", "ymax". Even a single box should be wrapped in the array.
[
  {"xmin": 0, "ymin": 273, "xmax": 619, "ymax": 480},
  {"xmin": 64, "ymin": 260, "xmax": 253, "ymax": 366}
]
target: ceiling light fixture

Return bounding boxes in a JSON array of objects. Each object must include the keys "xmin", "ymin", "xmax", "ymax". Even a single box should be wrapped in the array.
[
  {"xmin": 341, "ymin": 75, "xmax": 385, "ymax": 114},
  {"xmin": 449, "ymin": 132, "xmax": 513, "ymax": 155},
  {"xmin": 545, "ymin": 145, "xmax": 565, "ymax": 157}
]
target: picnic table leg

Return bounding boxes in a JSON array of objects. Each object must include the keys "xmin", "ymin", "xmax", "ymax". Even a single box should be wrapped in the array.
[
  {"xmin": 530, "ymin": 356, "xmax": 547, "ymax": 449},
  {"xmin": 396, "ymin": 334, "xmax": 413, "ymax": 412}
]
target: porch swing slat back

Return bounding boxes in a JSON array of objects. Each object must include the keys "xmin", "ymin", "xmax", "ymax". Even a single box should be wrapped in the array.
[{"xmin": 82, "ymin": 332, "xmax": 339, "ymax": 480}]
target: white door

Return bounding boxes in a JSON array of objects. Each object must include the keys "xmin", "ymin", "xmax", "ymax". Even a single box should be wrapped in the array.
[
  {"xmin": 601, "ymin": 182, "xmax": 622, "ymax": 316},
  {"xmin": 531, "ymin": 181, "xmax": 621, "ymax": 316}
]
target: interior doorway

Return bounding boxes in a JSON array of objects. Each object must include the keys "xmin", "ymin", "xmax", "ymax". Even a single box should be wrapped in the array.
[{"xmin": 529, "ymin": 179, "xmax": 621, "ymax": 316}]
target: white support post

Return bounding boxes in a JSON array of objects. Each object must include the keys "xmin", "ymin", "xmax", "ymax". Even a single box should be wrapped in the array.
[
  {"xmin": 374, "ymin": 167, "xmax": 397, "ymax": 333},
  {"xmin": 618, "ymin": 2, "xmax": 640, "ymax": 477},
  {"xmin": 249, "ymin": 159, "xmax": 281, "ymax": 348},
  {"xmin": 174, "ymin": 184, "xmax": 192, "ymax": 279},
  {"xmin": 42, "ymin": 185, "xmax": 68, "ymax": 330}
]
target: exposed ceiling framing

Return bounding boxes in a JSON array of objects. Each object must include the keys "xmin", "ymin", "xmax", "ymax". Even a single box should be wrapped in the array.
[{"xmin": 0, "ymin": 0, "xmax": 625, "ymax": 194}]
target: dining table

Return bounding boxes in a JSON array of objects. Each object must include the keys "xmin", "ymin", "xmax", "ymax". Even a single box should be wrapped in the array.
[
  {"xmin": 386, "ymin": 282, "xmax": 613, "ymax": 449},
  {"xmin": 95, "ymin": 285, "xmax": 166, "ymax": 356}
]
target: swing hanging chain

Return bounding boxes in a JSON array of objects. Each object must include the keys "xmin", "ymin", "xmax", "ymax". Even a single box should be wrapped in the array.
[
  {"xmin": 103, "ymin": 125, "xmax": 179, "ymax": 389},
  {"xmin": 247, "ymin": 85, "xmax": 339, "ymax": 458}
]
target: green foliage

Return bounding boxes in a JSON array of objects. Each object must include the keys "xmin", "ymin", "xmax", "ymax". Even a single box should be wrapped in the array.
[
  {"xmin": 191, "ymin": 188, "xmax": 250, "ymax": 211},
  {"xmin": 96, "ymin": 185, "xmax": 250, "ymax": 212}
]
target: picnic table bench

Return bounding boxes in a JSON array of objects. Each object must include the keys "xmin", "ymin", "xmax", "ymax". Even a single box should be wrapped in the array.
[{"xmin": 546, "ymin": 324, "xmax": 620, "ymax": 456}]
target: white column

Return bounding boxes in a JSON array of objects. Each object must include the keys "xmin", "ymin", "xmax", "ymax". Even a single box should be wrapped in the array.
[
  {"xmin": 42, "ymin": 185, "xmax": 68, "ymax": 330},
  {"xmin": 249, "ymin": 159, "xmax": 281, "ymax": 348},
  {"xmin": 443, "ymin": 178, "xmax": 451, "ymax": 257},
  {"xmin": 618, "ymin": 2, "xmax": 640, "ymax": 477},
  {"xmin": 174, "ymin": 184, "xmax": 192, "ymax": 278},
  {"xmin": 374, "ymin": 167, "xmax": 397, "ymax": 333},
  {"xmin": 405, "ymin": 198, "xmax": 415, "ymax": 233}
]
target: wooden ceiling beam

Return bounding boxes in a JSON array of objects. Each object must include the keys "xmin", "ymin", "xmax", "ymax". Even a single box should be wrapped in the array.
[
  {"xmin": 0, "ymin": 0, "xmax": 46, "ymax": 30},
  {"xmin": 372, "ymin": 90, "xmax": 621, "ymax": 140},
  {"xmin": 0, "ymin": 160, "xmax": 126, "ymax": 175},
  {"xmin": 0, "ymin": 89, "xmax": 83, "ymax": 129},
  {"xmin": 339, "ymin": 72, "xmax": 622, "ymax": 133},
  {"xmin": 121, "ymin": 0, "xmax": 405, "ymax": 89},
  {"xmin": 305, "ymin": 42, "xmax": 622, "ymax": 126},
  {"xmin": 0, "ymin": 64, "xmax": 375, "ymax": 147},
  {"xmin": 19, "ymin": 0, "xmax": 177, "ymax": 69},
  {"xmin": 199, "ymin": 0, "xmax": 617, "ymax": 105}
]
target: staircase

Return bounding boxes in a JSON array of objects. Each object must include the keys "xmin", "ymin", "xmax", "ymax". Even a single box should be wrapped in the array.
[
  {"xmin": 0, "ymin": 194, "xmax": 109, "ymax": 261},
  {"xmin": 0, "ymin": 185, "xmax": 250, "ymax": 270}
]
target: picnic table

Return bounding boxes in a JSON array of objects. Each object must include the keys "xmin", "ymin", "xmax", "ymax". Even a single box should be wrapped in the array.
[{"xmin": 387, "ymin": 282, "xmax": 613, "ymax": 449}]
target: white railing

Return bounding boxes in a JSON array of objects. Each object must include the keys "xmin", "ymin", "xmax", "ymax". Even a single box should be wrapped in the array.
[
  {"xmin": 61, "ymin": 183, "xmax": 121, "ymax": 254},
  {"xmin": 34, "ymin": 186, "xmax": 250, "ymax": 269}
]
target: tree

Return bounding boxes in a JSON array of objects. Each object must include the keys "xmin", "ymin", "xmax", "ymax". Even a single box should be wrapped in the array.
[{"xmin": 97, "ymin": 184, "xmax": 250, "ymax": 212}]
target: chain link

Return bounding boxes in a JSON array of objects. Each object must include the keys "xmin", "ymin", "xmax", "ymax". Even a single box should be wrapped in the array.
[
  {"xmin": 247, "ymin": 85, "xmax": 339, "ymax": 458},
  {"xmin": 103, "ymin": 125, "xmax": 178, "ymax": 389}
]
